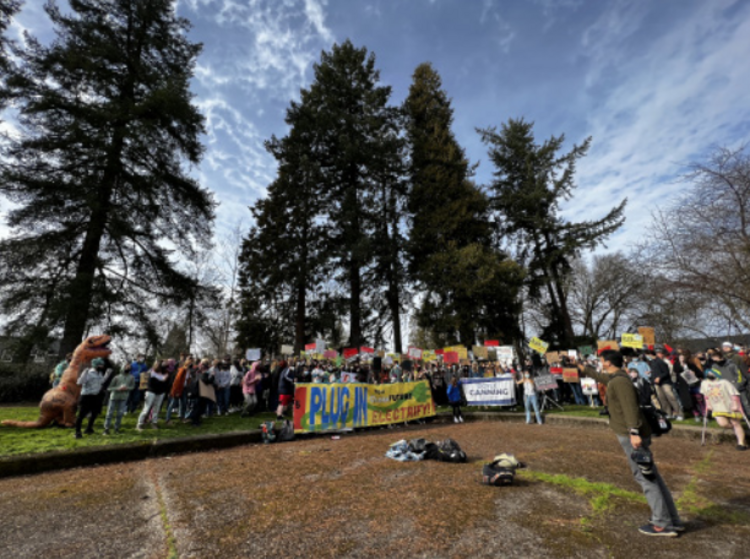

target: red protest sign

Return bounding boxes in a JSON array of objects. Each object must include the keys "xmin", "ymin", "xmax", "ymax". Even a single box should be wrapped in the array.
[
  {"xmin": 444, "ymin": 351, "xmax": 459, "ymax": 364},
  {"xmin": 435, "ymin": 349, "xmax": 445, "ymax": 356},
  {"xmin": 360, "ymin": 346, "xmax": 375, "ymax": 354},
  {"xmin": 484, "ymin": 340, "xmax": 499, "ymax": 347},
  {"xmin": 304, "ymin": 343, "xmax": 316, "ymax": 352},
  {"xmin": 343, "ymin": 348, "xmax": 358, "ymax": 359}
]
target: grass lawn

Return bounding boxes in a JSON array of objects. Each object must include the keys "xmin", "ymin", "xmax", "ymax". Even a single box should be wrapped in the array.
[
  {"xmin": 1, "ymin": 402, "xmax": 718, "ymax": 459},
  {"xmin": 0, "ymin": 404, "xmax": 278, "ymax": 458}
]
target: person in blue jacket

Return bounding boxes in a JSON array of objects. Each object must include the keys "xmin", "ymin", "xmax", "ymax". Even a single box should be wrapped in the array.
[{"xmin": 447, "ymin": 377, "xmax": 464, "ymax": 423}]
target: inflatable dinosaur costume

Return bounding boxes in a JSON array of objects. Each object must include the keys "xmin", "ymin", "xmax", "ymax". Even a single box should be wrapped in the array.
[{"xmin": 2, "ymin": 334, "xmax": 112, "ymax": 428}]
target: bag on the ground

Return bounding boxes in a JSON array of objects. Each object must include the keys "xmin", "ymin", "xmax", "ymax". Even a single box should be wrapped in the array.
[
  {"xmin": 408, "ymin": 438, "xmax": 427, "ymax": 453},
  {"xmin": 261, "ymin": 421, "xmax": 276, "ymax": 444},
  {"xmin": 482, "ymin": 453, "xmax": 525, "ymax": 486},
  {"xmin": 641, "ymin": 404, "xmax": 671, "ymax": 437},
  {"xmin": 277, "ymin": 419, "xmax": 295, "ymax": 442},
  {"xmin": 434, "ymin": 438, "xmax": 467, "ymax": 463}
]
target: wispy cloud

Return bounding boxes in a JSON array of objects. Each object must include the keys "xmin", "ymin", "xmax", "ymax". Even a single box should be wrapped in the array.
[
  {"xmin": 562, "ymin": 0, "xmax": 750, "ymax": 252},
  {"xmin": 479, "ymin": 0, "xmax": 515, "ymax": 53}
]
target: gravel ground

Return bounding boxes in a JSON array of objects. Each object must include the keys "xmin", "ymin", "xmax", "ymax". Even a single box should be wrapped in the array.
[{"xmin": 0, "ymin": 420, "xmax": 748, "ymax": 559}]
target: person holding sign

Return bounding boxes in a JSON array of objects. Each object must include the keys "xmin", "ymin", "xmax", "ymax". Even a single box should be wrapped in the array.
[
  {"xmin": 517, "ymin": 370, "xmax": 543, "ymax": 425},
  {"xmin": 579, "ymin": 350, "xmax": 683, "ymax": 537}
]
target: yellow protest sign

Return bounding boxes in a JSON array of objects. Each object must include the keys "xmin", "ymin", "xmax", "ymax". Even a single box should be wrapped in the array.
[
  {"xmin": 621, "ymin": 333, "xmax": 644, "ymax": 349},
  {"xmin": 529, "ymin": 337, "xmax": 549, "ymax": 354},
  {"xmin": 422, "ymin": 350, "xmax": 436, "ymax": 362}
]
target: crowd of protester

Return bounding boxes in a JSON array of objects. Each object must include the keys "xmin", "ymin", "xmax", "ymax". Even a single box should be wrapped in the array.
[{"xmin": 51, "ymin": 341, "xmax": 749, "ymax": 449}]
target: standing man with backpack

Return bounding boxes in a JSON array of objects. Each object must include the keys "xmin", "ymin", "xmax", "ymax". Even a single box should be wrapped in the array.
[{"xmin": 579, "ymin": 350, "xmax": 683, "ymax": 537}]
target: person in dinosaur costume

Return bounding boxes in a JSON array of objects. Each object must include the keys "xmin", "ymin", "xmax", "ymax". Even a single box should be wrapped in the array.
[{"xmin": 2, "ymin": 334, "xmax": 112, "ymax": 428}]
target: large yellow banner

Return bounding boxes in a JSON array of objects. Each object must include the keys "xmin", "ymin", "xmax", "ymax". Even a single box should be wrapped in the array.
[{"xmin": 293, "ymin": 381, "xmax": 436, "ymax": 433}]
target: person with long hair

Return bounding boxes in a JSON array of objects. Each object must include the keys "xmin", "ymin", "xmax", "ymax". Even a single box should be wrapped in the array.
[
  {"xmin": 137, "ymin": 360, "xmax": 170, "ymax": 431},
  {"xmin": 241, "ymin": 361, "xmax": 261, "ymax": 417}
]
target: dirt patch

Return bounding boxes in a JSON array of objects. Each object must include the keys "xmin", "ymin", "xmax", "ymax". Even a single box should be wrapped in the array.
[{"xmin": 0, "ymin": 421, "xmax": 748, "ymax": 558}]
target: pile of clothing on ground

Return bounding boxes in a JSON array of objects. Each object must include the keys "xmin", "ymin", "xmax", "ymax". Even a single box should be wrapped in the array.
[
  {"xmin": 481, "ymin": 453, "xmax": 525, "ymax": 486},
  {"xmin": 385, "ymin": 438, "xmax": 467, "ymax": 463}
]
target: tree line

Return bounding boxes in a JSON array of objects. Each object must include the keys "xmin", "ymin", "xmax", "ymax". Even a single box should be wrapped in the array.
[
  {"xmin": 235, "ymin": 40, "xmax": 626, "ymax": 357},
  {"xmin": 3, "ymin": 1, "xmax": 740, "ymax": 364}
]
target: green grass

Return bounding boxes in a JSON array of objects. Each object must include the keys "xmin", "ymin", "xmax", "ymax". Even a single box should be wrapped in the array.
[{"xmin": 0, "ymin": 405, "xmax": 277, "ymax": 458}]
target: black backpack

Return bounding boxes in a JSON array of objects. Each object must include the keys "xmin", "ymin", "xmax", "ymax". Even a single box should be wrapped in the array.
[
  {"xmin": 640, "ymin": 404, "xmax": 672, "ymax": 437},
  {"xmin": 435, "ymin": 439, "xmax": 467, "ymax": 463},
  {"xmin": 277, "ymin": 419, "xmax": 295, "ymax": 442}
]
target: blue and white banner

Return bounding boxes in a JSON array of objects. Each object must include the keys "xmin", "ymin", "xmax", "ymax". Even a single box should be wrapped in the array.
[{"xmin": 460, "ymin": 375, "xmax": 517, "ymax": 406}]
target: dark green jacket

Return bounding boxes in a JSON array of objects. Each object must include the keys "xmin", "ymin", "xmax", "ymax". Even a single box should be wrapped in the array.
[{"xmin": 583, "ymin": 367, "xmax": 651, "ymax": 438}]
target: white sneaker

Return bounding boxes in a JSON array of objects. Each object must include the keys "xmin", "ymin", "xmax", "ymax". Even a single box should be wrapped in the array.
[
  {"xmin": 459, "ymin": 417, "xmax": 464, "ymax": 423},
  {"xmin": 676, "ymin": 416, "xmax": 684, "ymax": 421},
  {"xmin": 454, "ymin": 417, "xmax": 459, "ymax": 423}
]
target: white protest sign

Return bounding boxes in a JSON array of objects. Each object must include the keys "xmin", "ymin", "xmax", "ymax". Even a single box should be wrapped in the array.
[
  {"xmin": 281, "ymin": 344, "xmax": 294, "ymax": 355},
  {"xmin": 246, "ymin": 348, "xmax": 261, "ymax": 361},
  {"xmin": 581, "ymin": 378, "xmax": 598, "ymax": 395}
]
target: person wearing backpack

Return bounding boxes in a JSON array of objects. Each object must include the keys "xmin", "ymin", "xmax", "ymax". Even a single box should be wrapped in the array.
[{"xmin": 579, "ymin": 350, "xmax": 683, "ymax": 537}]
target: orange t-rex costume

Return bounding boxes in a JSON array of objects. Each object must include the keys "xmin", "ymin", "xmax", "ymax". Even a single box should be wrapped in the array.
[{"xmin": 2, "ymin": 334, "xmax": 112, "ymax": 428}]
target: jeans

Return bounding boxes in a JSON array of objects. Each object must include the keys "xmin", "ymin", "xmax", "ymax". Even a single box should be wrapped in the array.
[
  {"xmin": 617, "ymin": 435, "xmax": 681, "ymax": 529},
  {"xmin": 216, "ymin": 386, "xmax": 230, "ymax": 414},
  {"xmin": 104, "ymin": 398, "xmax": 128, "ymax": 431},
  {"xmin": 165, "ymin": 394, "xmax": 187, "ymax": 422},
  {"xmin": 127, "ymin": 387, "xmax": 143, "ymax": 413},
  {"xmin": 137, "ymin": 392, "xmax": 165, "ymax": 427},
  {"xmin": 524, "ymin": 393, "xmax": 542, "ymax": 424},
  {"xmin": 242, "ymin": 393, "xmax": 258, "ymax": 416},
  {"xmin": 570, "ymin": 382, "xmax": 586, "ymax": 405}
]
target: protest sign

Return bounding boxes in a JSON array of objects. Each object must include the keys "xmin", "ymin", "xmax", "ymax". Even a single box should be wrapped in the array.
[
  {"xmin": 473, "ymin": 345, "xmax": 488, "ymax": 359},
  {"xmin": 550, "ymin": 366, "xmax": 563, "ymax": 376},
  {"xmin": 581, "ymin": 378, "xmax": 598, "ymax": 395},
  {"xmin": 246, "ymin": 348, "xmax": 261, "ymax": 361},
  {"xmin": 545, "ymin": 351, "xmax": 560, "ymax": 364},
  {"xmin": 620, "ymin": 333, "xmax": 644, "ymax": 349},
  {"xmin": 529, "ymin": 337, "xmax": 549, "ymax": 354},
  {"xmin": 360, "ymin": 347, "xmax": 375, "ymax": 355},
  {"xmin": 638, "ymin": 327, "xmax": 656, "ymax": 346},
  {"xmin": 422, "ymin": 350, "xmax": 436, "ymax": 362},
  {"xmin": 460, "ymin": 376, "xmax": 516, "ymax": 406},
  {"xmin": 343, "ymin": 348, "xmax": 358, "ymax": 360},
  {"xmin": 315, "ymin": 339, "xmax": 326, "ymax": 354},
  {"xmin": 323, "ymin": 350, "xmax": 338, "ymax": 359},
  {"xmin": 488, "ymin": 349, "xmax": 498, "ymax": 361},
  {"xmin": 340, "ymin": 372, "xmax": 358, "ymax": 383},
  {"xmin": 444, "ymin": 351, "xmax": 459, "ymax": 365},
  {"xmin": 384, "ymin": 355, "xmax": 393, "ymax": 366},
  {"xmin": 534, "ymin": 374, "xmax": 558, "ymax": 391},
  {"xmin": 562, "ymin": 368, "xmax": 580, "ymax": 383},
  {"xmin": 304, "ymin": 343, "xmax": 316, "ymax": 353},
  {"xmin": 578, "ymin": 346, "xmax": 594, "ymax": 357},
  {"xmin": 435, "ymin": 349, "xmax": 445, "ymax": 356},
  {"xmin": 497, "ymin": 346, "xmax": 514, "ymax": 363},
  {"xmin": 408, "ymin": 347, "xmax": 423, "ymax": 360},
  {"xmin": 597, "ymin": 340, "xmax": 620, "ymax": 353},
  {"xmin": 293, "ymin": 381, "xmax": 435, "ymax": 433},
  {"xmin": 280, "ymin": 344, "xmax": 294, "ymax": 355},
  {"xmin": 484, "ymin": 340, "xmax": 499, "ymax": 347},
  {"xmin": 568, "ymin": 350, "xmax": 578, "ymax": 360}
]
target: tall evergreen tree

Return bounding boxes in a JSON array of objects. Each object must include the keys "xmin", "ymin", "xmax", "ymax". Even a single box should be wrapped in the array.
[
  {"xmin": 0, "ymin": 0, "xmax": 215, "ymax": 357},
  {"xmin": 0, "ymin": 0, "xmax": 21, "ymax": 111},
  {"xmin": 404, "ymin": 62, "xmax": 523, "ymax": 346},
  {"xmin": 479, "ymin": 118, "xmax": 626, "ymax": 347}
]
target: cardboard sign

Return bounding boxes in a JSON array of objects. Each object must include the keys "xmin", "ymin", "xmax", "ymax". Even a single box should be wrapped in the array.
[
  {"xmin": 545, "ymin": 351, "xmax": 560, "ymax": 364},
  {"xmin": 620, "ymin": 333, "xmax": 644, "ymax": 349},
  {"xmin": 638, "ymin": 327, "xmax": 655, "ymax": 346},
  {"xmin": 473, "ymin": 345, "xmax": 488, "ymax": 359},
  {"xmin": 578, "ymin": 346, "xmax": 594, "ymax": 357},
  {"xmin": 534, "ymin": 374, "xmax": 559, "ymax": 391},
  {"xmin": 597, "ymin": 340, "xmax": 620, "ymax": 353},
  {"xmin": 246, "ymin": 348, "xmax": 261, "ymax": 361},
  {"xmin": 562, "ymin": 368, "xmax": 580, "ymax": 383},
  {"xmin": 581, "ymin": 378, "xmax": 598, "ymax": 395},
  {"xmin": 280, "ymin": 344, "xmax": 294, "ymax": 355},
  {"xmin": 529, "ymin": 337, "xmax": 549, "ymax": 354}
]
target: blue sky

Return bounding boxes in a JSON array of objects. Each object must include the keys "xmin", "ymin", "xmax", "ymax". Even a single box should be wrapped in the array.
[{"xmin": 4, "ymin": 0, "xmax": 750, "ymax": 254}]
